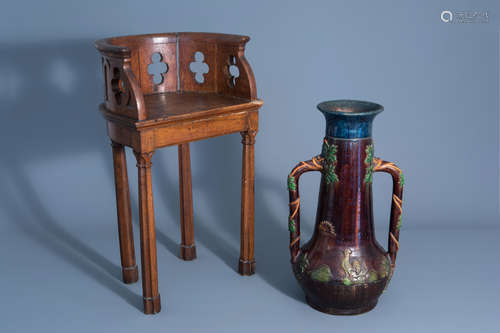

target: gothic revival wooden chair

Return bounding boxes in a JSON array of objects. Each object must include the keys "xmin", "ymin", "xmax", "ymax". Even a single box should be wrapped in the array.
[{"xmin": 95, "ymin": 32, "xmax": 262, "ymax": 314}]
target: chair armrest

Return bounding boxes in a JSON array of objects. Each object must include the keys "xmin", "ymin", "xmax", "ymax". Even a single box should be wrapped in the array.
[
  {"xmin": 95, "ymin": 39, "xmax": 146, "ymax": 120},
  {"xmin": 95, "ymin": 39, "xmax": 131, "ymax": 58}
]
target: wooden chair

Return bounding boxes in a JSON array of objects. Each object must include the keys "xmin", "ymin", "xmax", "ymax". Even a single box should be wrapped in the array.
[{"xmin": 95, "ymin": 32, "xmax": 262, "ymax": 314}]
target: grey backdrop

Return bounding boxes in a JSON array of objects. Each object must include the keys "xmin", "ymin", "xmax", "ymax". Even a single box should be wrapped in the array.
[{"xmin": 1, "ymin": 0, "xmax": 499, "ymax": 332}]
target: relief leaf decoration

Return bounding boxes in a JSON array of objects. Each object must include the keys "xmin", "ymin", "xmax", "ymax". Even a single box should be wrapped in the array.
[
  {"xmin": 288, "ymin": 217, "xmax": 296, "ymax": 233},
  {"xmin": 287, "ymin": 175, "xmax": 296, "ymax": 191},
  {"xmin": 322, "ymin": 140, "xmax": 338, "ymax": 185},
  {"xmin": 368, "ymin": 270, "xmax": 378, "ymax": 283},
  {"xmin": 379, "ymin": 256, "xmax": 391, "ymax": 279},
  {"xmin": 364, "ymin": 144, "xmax": 374, "ymax": 184},
  {"xmin": 297, "ymin": 253, "xmax": 309, "ymax": 274},
  {"xmin": 399, "ymin": 171, "xmax": 405, "ymax": 189},
  {"xmin": 311, "ymin": 265, "xmax": 333, "ymax": 283}
]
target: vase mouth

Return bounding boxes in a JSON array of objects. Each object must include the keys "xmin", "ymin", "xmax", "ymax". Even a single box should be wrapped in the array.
[{"xmin": 317, "ymin": 100, "xmax": 384, "ymax": 116}]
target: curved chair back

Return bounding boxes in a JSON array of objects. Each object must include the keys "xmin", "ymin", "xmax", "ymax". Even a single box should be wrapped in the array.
[{"xmin": 95, "ymin": 32, "xmax": 257, "ymax": 120}]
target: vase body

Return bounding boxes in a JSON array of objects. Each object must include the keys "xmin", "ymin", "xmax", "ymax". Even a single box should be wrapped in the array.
[{"xmin": 287, "ymin": 100, "xmax": 404, "ymax": 315}]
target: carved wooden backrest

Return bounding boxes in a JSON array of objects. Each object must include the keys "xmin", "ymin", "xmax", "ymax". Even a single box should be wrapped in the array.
[
  {"xmin": 102, "ymin": 34, "xmax": 178, "ymax": 96},
  {"xmin": 177, "ymin": 32, "xmax": 256, "ymax": 99},
  {"xmin": 95, "ymin": 32, "xmax": 257, "ymax": 121}
]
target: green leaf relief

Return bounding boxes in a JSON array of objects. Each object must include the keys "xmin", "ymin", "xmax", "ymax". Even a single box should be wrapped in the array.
[
  {"xmin": 298, "ymin": 253, "xmax": 309, "ymax": 274},
  {"xmin": 322, "ymin": 141, "xmax": 338, "ymax": 163},
  {"xmin": 399, "ymin": 171, "xmax": 405, "ymax": 189},
  {"xmin": 397, "ymin": 215, "xmax": 402, "ymax": 230},
  {"xmin": 379, "ymin": 257, "xmax": 391, "ymax": 279},
  {"xmin": 321, "ymin": 141, "xmax": 328, "ymax": 156},
  {"xmin": 325, "ymin": 171, "xmax": 338, "ymax": 185},
  {"xmin": 322, "ymin": 140, "xmax": 338, "ymax": 185},
  {"xmin": 368, "ymin": 270, "xmax": 378, "ymax": 283},
  {"xmin": 288, "ymin": 217, "xmax": 296, "ymax": 233},
  {"xmin": 364, "ymin": 144, "xmax": 374, "ymax": 184},
  {"xmin": 287, "ymin": 176, "xmax": 296, "ymax": 191},
  {"xmin": 342, "ymin": 278, "xmax": 352, "ymax": 286},
  {"xmin": 310, "ymin": 265, "xmax": 333, "ymax": 283}
]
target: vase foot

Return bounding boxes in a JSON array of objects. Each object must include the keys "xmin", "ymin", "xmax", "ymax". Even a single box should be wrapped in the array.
[{"xmin": 306, "ymin": 296, "xmax": 378, "ymax": 315}]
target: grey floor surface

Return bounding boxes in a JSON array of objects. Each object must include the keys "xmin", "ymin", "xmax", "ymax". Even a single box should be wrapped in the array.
[{"xmin": 1, "ymin": 218, "xmax": 499, "ymax": 332}]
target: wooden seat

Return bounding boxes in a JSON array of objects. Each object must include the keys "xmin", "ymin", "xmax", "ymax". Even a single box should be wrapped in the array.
[
  {"xmin": 142, "ymin": 92, "xmax": 258, "ymax": 123},
  {"xmin": 95, "ymin": 32, "xmax": 263, "ymax": 314}
]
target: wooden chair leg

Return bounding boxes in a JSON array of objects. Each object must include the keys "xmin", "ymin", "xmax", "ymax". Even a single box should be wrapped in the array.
[
  {"xmin": 134, "ymin": 151, "xmax": 161, "ymax": 314},
  {"xmin": 111, "ymin": 142, "xmax": 138, "ymax": 284},
  {"xmin": 239, "ymin": 131, "xmax": 256, "ymax": 275},
  {"xmin": 178, "ymin": 143, "xmax": 196, "ymax": 260}
]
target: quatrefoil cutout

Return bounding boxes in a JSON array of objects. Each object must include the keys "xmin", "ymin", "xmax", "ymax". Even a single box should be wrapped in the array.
[
  {"xmin": 189, "ymin": 51, "xmax": 209, "ymax": 84},
  {"xmin": 147, "ymin": 52, "xmax": 168, "ymax": 85},
  {"xmin": 228, "ymin": 55, "xmax": 240, "ymax": 87}
]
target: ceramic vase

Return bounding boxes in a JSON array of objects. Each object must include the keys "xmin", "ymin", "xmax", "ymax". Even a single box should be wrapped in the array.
[{"xmin": 287, "ymin": 100, "xmax": 404, "ymax": 315}]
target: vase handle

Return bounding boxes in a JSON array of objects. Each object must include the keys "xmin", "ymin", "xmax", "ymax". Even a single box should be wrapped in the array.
[
  {"xmin": 287, "ymin": 155, "xmax": 324, "ymax": 263},
  {"xmin": 373, "ymin": 157, "xmax": 404, "ymax": 267}
]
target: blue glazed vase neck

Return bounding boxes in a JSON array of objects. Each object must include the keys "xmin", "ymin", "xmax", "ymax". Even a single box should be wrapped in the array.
[
  {"xmin": 317, "ymin": 100, "xmax": 384, "ymax": 139},
  {"xmin": 323, "ymin": 113, "xmax": 377, "ymax": 139}
]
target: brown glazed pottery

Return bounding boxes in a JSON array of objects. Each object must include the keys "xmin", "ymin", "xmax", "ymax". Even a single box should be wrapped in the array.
[{"xmin": 287, "ymin": 100, "xmax": 404, "ymax": 315}]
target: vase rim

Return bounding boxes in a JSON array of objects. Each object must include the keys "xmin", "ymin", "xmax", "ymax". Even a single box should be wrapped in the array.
[{"xmin": 317, "ymin": 100, "xmax": 384, "ymax": 116}]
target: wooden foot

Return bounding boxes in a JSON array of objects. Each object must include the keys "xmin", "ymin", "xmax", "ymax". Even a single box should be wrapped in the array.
[
  {"xmin": 143, "ymin": 295, "xmax": 162, "ymax": 315},
  {"xmin": 180, "ymin": 244, "xmax": 197, "ymax": 261},
  {"xmin": 178, "ymin": 143, "xmax": 196, "ymax": 261},
  {"xmin": 111, "ymin": 142, "xmax": 138, "ymax": 284},
  {"xmin": 239, "ymin": 131, "xmax": 256, "ymax": 275},
  {"xmin": 122, "ymin": 265, "xmax": 139, "ymax": 284},
  {"xmin": 238, "ymin": 259, "xmax": 256, "ymax": 275},
  {"xmin": 134, "ymin": 151, "xmax": 161, "ymax": 314}
]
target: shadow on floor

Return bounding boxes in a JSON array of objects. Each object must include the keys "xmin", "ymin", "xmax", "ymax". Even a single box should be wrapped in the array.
[
  {"xmin": 150, "ymin": 135, "xmax": 311, "ymax": 302},
  {"xmin": 0, "ymin": 40, "xmax": 142, "ymax": 311},
  {"xmin": 0, "ymin": 161, "xmax": 142, "ymax": 311}
]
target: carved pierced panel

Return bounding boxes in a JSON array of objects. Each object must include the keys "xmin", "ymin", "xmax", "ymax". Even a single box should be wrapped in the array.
[
  {"xmin": 189, "ymin": 51, "xmax": 209, "ymax": 84},
  {"xmin": 147, "ymin": 52, "xmax": 168, "ymax": 85},
  {"xmin": 216, "ymin": 44, "xmax": 256, "ymax": 99},
  {"xmin": 101, "ymin": 56, "xmax": 144, "ymax": 119},
  {"xmin": 138, "ymin": 42, "xmax": 177, "ymax": 94},
  {"xmin": 102, "ymin": 57, "xmax": 109, "ymax": 101},
  {"xmin": 102, "ymin": 58, "xmax": 132, "ymax": 107},
  {"xmin": 110, "ymin": 67, "xmax": 132, "ymax": 106},
  {"xmin": 178, "ymin": 39, "xmax": 216, "ymax": 92},
  {"xmin": 228, "ymin": 55, "xmax": 240, "ymax": 87}
]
